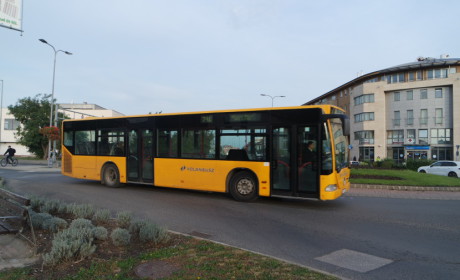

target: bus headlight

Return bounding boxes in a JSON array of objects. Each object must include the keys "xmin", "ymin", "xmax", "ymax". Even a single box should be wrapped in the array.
[{"xmin": 325, "ymin": 184, "xmax": 338, "ymax": 192}]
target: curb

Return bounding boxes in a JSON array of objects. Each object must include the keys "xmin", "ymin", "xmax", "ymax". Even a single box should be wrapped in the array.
[{"xmin": 352, "ymin": 184, "xmax": 460, "ymax": 192}]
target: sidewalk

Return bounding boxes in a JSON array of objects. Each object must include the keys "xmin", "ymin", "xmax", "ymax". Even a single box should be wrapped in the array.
[{"xmin": 0, "ymin": 235, "xmax": 38, "ymax": 271}]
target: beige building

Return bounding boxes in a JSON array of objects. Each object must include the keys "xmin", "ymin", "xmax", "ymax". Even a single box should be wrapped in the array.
[
  {"xmin": 0, "ymin": 103, "xmax": 124, "ymax": 156},
  {"xmin": 305, "ymin": 56, "xmax": 460, "ymax": 163}
]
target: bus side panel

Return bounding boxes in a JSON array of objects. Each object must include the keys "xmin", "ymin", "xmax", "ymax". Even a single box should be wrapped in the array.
[
  {"xmin": 319, "ymin": 168, "xmax": 350, "ymax": 200},
  {"xmin": 61, "ymin": 147, "xmax": 127, "ymax": 183},
  {"xmin": 154, "ymin": 158, "xmax": 270, "ymax": 196}
]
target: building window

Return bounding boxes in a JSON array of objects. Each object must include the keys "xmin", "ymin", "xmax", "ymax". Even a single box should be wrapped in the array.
[
  {"xmin": 387, "ymin": 130, "xmax": 404, "ymax": 145},
  {"xmin": 409, "ymin": 72, "xmax": 415, "ymax": 81},
  {"xmin": 4, "ymin": 119, "xmax": 20, "ymax": 130},
  {"xmin": 407, "ymin": 129, "xmax": 416, "ymax": 144},
  {"xmin": 406, "ymin": 90, "xmax": 413, "ymax": 100},
  {"xmin": 420, "ymin": 109, "xmax": 428, "ymax": 125},
  {"xmin": 431, "ymin": 147, "xmax": 453, "ymax": 160},
  {"xmin": 394, "ymin": 92, "xmax": 400, "ymax": 101},
  {"xmin": 359, "ymin": 146, "xmax": 375, "ymax": 162},
  {"xmin": 435, "ymin": 88, "xmax": 443, "ymax": 98},
  {"xmin": 387, "ymin": 73, "xmax": 405, "ymax": 84},
  {"xmin": 354, "ymin": 130, "xmax": 374, "ymax": 144},
  {"xmin": 420, "ymin": 89, "xmax": 427, "ymax": 99},
  {"xmin": 435, "ymin": 108, "xmax": 443, "ymax": 125},
  {"xmin": 418, "ymin": 129, "xmax": 428, "ymax": 145},
  {"xmin": 406, "ymin": 110, "xmax": 414, "ymax": 125},
  {"xmin": 393, "ymin": 111, "xmax": 401, "ymax": 126},
  {"xmin": 354, "ymin": 94, "xmax": 374, "ymax": 106},
  {"xmin": 354, "ymin": 112, "xmax": 375, "ymax": 123},
  {"xmin": 430, "ymin": 128, "xmax": 451, "ymax": 144}
]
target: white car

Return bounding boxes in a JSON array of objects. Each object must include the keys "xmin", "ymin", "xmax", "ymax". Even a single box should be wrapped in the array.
[{"xmin": 417, "ymin": 161, "xmax": 460, "ymax": 178}]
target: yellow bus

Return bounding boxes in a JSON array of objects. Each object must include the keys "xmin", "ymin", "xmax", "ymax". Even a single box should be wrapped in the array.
[{"xmin": 61, "ymin": 105, "xmax": 350, "ymax": 201}]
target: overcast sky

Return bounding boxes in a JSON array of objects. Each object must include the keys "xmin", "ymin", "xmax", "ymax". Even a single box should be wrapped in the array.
[{"xmin": 1, "ymin": 0, "xmax": 459, "ymax": 115}]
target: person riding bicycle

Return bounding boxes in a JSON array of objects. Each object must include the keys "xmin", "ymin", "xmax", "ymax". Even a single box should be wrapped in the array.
[{"xmin": 4, "ymin": 145, "xmax": 16, "ymax": 163}]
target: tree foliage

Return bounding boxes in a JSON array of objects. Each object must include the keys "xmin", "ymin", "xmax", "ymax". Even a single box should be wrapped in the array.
[{"xmin": 8, "ymin": 94, "xmax": 53, "ymax": 158}]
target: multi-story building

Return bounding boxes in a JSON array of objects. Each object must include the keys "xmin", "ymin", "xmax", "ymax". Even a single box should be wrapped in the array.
[
  {"xmin": 305, "ymin": 56, "xmax": 460, "ymax": 163},
  {"xmin": 0, "ymin": 103, "xmax": 124, "ymax": 156}
]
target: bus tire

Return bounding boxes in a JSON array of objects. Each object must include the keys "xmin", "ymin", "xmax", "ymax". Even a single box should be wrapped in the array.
[
  {"xmin": 229, "ymin": 171, "xmax": 258, "ymax": 202},
  {"xmin": 102, "ymin": 164, "xmax": 121, "ymax": 188}
]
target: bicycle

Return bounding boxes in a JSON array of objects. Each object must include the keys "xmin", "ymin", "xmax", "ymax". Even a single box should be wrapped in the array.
[{"xmin": 1, "ymin": 156, "xmax": 18, "ymax": 167}]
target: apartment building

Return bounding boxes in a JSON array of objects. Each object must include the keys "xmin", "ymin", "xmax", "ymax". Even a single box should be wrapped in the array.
[
  {"xmin": 0, "ymin": 103, "xmax": 124, "ymax": 156},
  {"xmin": 305, "ymin": 56, "xmax": 460, "ymax": 162}
]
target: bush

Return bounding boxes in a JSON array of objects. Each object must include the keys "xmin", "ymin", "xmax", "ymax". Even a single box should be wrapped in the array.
[
  {"xmin": 42, "ymin": 217, "xmax": 68, "ymax": 233},
  {"xmin": 43, "ymin": 226, "xmax": 96, "ymax": 266},
  {"xmin": 111, "ymin": 228, "xmax": 131, "ymax": 246},
  {"xmin": 406, "ymin": 159, "xmax": 434, "ymax": 171},
  {"xmin": 71, "ymin": 204, "xmax": 95, "ymax": 219},
  {"xmin": 30, "ymin": 212, "xmax": 53, "ymax": 229},
  {"xmin": 116, "ymin": 211, "xmax": 132, "ymax": 228},
  {"xmin": 139, "ymin": 222, "xmax": 169, "ymax": 244},
  {"xmin": 93, "ymin": 226, "xmax": 108, "ymax": 240},
  {"xmin": 380, "ymin": 158, "xmax": 394, "ymax": 169},
  {"xmin": 129, "ymin": 219, "xmax": 147, "ymax": 235},
  {"xmin": 93, "ymin": 209, "xmax": 111, "ymax": 223},
  {"xmin": 70, "ymin": 218, "xmax": 94, "ymax": 230}
]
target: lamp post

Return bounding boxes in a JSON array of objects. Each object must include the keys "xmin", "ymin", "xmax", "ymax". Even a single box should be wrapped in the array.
[
  {"xmin": 0, "ymin": 80, "xmax": 3, "ymax": 147},
  {"xmin": 260, "ymin": 94, "xmax": 286, "ymax": 107},
  {"xmin": 39, "ymin": 39, "xmax": 72, "ymax": 167}
]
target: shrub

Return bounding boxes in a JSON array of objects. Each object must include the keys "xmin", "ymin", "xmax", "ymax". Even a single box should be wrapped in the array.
[
  {"xmin": 70, "ymin": 218, "xmax": 94, "ymax": 230},
  {"xmin": 93, "ymin": 226, "xmax": 108, "ymax": 240},
  {"xmin": 111, "ymin": 228, "xmax": 131, "ymax": 246},
  {"xmin": 93, "ymin": 209, "xmax": 111, "ymax": 223},
  {"xmin": 71, "ymin": 204, "xmax": 95, "ymax": 219},
  {"xmin": 116, "ymin": 211, "xmax": 132, "ymax": 228},
  {"xmin": 406, "ymin": 159, "xmax": 434, "ymax": 171},
  {"xmin": 380, "ymin": 158, "xmax": 394, "ymax": 169},
  {"xmin": 43, "ymin": 226, "xmax": 96, "ymax": 266},
  {"xmin": 30, "ymin": 196, "xmax": 46, "ymax": 212},
  {"xmin": 42, "ymin": 217, "xmax": 68, "ymax": 233},
  {"xmin": 129, "ymin": 219, "xmax": 147, "ymax": 235},
  {"xmin": 139, "ymin": 222, "xmax": 169, "ymax": 244},
  {"xmin": 39, "ymin": 199, "xmax": 61, "ymax": 214},
  {"xmin": 30, "ymin": 212, "xmax": 53, "ymax": 229}
]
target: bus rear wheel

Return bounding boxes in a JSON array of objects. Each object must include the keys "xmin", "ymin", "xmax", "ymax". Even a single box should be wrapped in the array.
[
  {"xmin": 103, "ymin": 164, "xmax": 121, "ymax": 188},
  {"xmin": 229, "ymin": 171, "xmax": 258, "ymax": 202}
]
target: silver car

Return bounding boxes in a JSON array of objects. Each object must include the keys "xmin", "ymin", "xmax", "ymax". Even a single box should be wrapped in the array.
[{"xmin": 417, "ymin": 161, "xmax": 460, "ymax": 178}]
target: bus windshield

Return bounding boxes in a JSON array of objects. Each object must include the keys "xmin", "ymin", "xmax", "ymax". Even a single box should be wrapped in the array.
[{"xmin": 331, "ymin": 118, "xmax": 349, "ymax": 171}]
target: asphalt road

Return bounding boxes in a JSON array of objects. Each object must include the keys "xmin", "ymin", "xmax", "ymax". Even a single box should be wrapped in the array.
[{"xmin": 1, "ymin": 164, "xmax": 459, "ymax": 280}]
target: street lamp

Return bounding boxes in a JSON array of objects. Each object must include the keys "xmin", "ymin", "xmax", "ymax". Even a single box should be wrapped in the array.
[
  {"xmin": 0, "ymin": 80, "xmax": 3, "ymax": 146},
  {"xmin": 39, "ymin": 39, "xmax": 72, "ymax": 167},
  {"xmin": 260, "ymin": 94, "xmax": 286, "ymax": 107}
]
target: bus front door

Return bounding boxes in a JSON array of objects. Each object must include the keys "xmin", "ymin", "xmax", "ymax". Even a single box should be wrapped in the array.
[
  {"xmin": 127, "ymin": 129, "xmax": 154, "ymax": 183},
  {"xmin": 272, "ymin": 126, "xmax": 319, "ymax": 198}
]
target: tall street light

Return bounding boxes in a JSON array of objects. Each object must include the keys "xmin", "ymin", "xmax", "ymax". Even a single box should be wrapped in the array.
[
  {"xmin": 39, "ymin": 39, "xmax": 72, "ymax": 167},
  {"xmin": 260, "ymin": 93, "xmax": 286, "ymax": 107},
  {"xmin": 0, "ymin": 80, "xmax": 3, "ymax": 146}
]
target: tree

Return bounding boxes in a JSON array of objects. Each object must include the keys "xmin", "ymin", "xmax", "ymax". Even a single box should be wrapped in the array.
[{"xmin": 8, "ymin": 94, "xmax": 57, "ymax": 159}]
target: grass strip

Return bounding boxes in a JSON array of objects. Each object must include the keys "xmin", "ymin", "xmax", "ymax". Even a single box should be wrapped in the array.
[{"xmin": 351, "ymin": 168, "xmax": 460, "ymax": 186}]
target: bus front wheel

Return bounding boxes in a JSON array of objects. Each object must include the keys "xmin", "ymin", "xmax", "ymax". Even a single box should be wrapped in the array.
[
  {"xmin": 229, "ymin": 171, "xmax": 258, "ymax": 202},
  {"xmin": 102, "ymin": 164, "xmax": 121, "ymax": 188}
]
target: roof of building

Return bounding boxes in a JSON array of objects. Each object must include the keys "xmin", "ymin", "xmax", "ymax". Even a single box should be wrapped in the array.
[{"xmin": 304, "ymin": 57, "xmax": 460, "ymax": 105}]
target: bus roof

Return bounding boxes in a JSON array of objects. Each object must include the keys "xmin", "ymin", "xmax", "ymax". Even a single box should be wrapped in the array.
[{"xmin": 62, "ymin": 104, "xmax": 343, "ymax": 123}]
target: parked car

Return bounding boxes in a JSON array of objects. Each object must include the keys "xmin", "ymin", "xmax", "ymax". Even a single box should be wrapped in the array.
[{"xmin": 417, "ymin": 161, "xmax": 460, "ymax": 178}]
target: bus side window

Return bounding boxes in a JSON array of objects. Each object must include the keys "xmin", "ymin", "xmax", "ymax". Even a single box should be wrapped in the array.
[{"xmin": 226, "ymin": 149, "xmax": 249, "ymax": 161}]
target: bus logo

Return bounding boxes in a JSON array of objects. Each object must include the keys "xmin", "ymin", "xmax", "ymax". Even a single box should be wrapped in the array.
[{"xmin": 180, "ymin": 166, "xmax": 215, "ymax": 173}]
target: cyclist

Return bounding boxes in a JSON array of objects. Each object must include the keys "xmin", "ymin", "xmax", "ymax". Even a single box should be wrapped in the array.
[{"xmin": 4, "ymin": 145, "xmax": 16, "ymax": 164}]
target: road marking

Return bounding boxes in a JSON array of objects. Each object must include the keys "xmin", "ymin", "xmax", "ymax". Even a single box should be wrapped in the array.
[{"xmin": 315, "ymin": 249, "xmax": 393, "ymax": 273}]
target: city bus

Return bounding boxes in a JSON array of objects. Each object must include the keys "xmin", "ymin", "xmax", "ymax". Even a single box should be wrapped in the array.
[{"xmin": 61, "ymin": 105, "xmax": 350, "ymax": 201}]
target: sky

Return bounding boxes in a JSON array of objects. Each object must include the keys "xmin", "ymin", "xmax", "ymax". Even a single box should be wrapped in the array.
[{"xmin": 1, "ymin": 0, "xmax": 459, "ymax": 116}]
